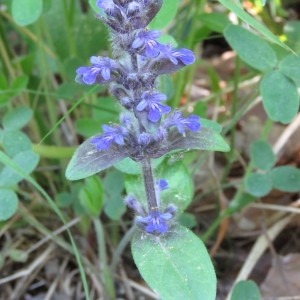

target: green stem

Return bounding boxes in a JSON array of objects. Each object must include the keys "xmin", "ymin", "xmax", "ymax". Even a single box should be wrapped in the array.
[{"xmin": 32, "ymin": 144, "xmax": 75, "ymax": 158}]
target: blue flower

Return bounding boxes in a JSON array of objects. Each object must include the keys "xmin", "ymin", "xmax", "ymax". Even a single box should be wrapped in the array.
[
  {"xmin": 136, "ymin": 207, "xmax": 173, "ymax": 234},
  {"xmin": 136, "ymin": 91, "xmax": 171, "ymax": 122},
  {"xmin": 90, "ymin": 124, "xmax": 127, "ymax": 150},
  {"xmin": 132, "ymin": 30, "xmax": 161, "ymax": 57},
  {"xmin": 158, "ymin": 44, "xmax": 195, "ymax": 65},
  {"xmin": 96, "ymin": 0, "xmax": 118, "ymax": 16},
  {"xmin": 156, "ymin": 179, "xmax": 168, "ymax": 191},
  {"xmin": 163, "ymin": 111, "xmax": 201, "ymax": 133},
  {"xmin": 76, "ymin": 56, "xmax": 118, "ymax": 84}
]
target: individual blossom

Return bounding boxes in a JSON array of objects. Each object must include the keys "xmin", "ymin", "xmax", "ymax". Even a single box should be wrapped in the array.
[
  {"xmin": 158, "ymin": 44, "xmax": 195, "ymax": 65},
  {"xmin": 136, "ymin": 207, "xmax": 173, "ymax": 233},
  {"xmin": 156, "ymin": 179, "xmax": 168, "ymax": 191},
  {"xmin": 76, "ymin": 56, "xmax": 118, "ymax": 84},
  {"xmin": 163, "ymin": 111, "xmax": 201, "ymax": 133},
  {"xmin": 132, "ymin": 30, "xmax": 161, "ymax": 57},
  {"xmin": 91, "ymin": 124, "xmax": 127, "ymax": 150},
  {"xmin": 136, "ymin": 91, "xmax": 171, "ymax": 122}
]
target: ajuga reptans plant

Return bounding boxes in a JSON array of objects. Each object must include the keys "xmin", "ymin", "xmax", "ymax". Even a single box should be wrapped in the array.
[{"xmin": 66, "ymin": 0, "xmax": 229, "ymax": 234}]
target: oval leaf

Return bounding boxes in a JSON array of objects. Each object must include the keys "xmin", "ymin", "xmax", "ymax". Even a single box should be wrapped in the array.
[
  {"xmin": 0, "ymin": 150, "xmax": 39, "ymax": 187},
  {"xmin": 279, "ymin": 54, "xmax": 300, "ymax": 83},
  {"xmin": 3, "ymin": 106, "xmax": 33, "ymax": 131},
  {"xmin": 0, "ymin": 189, "xmax": 18, "ymax": 221},
  {"xmin": 260, "ymin": 70, "xmax": 299, "ymax": 124},
  {"xmin": 224, "ymin": 24, "xmax": 277, "ymax": 72},
  {"xmin": 2, "ymin": 130, "xmax": 32, "ymax": 157},
  {"xmin": 231, "ymin": 280, "xmax": 261, "ymax": 300},
  {"xmin": 149, "ymin": 0, "xmax": 179, "ymax": 29},
  {"xmin": 245, "ymin": 173, "xmax": 272, "ymax": 197},
  {"xmin": 12, "ymin": 0, "xmax": 43, "ymax": 26},
  {"xmin": 271, "ymin": 166, "xmax": 300, "ymax": 192},
  {"xmin": 132, "ymin": 225, "xmax": 216, "ymax": 300},
  {"xmin": 250, "ymin": 140, "xmax": 275, "ymax": 171},
  {"xmin": 65, "ymin": 134, "xmax": 129, "ymax": 180}
]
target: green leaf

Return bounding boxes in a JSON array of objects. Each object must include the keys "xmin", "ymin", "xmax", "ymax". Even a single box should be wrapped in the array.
[
  {"xmin": 125, "ymin": 160, "xmax": 193, "ymax": 211},
  {"xmin": 157, "ymin": 160, "xmax": 194, "ymax": 211},
  {"xmin": 114, "ymin": 156, "xmax": 164, "ymax": 175},
  {"xmin": 149, "ymin": 0, "xmax": 180, "ymax": 29},
  {"xmin": 224, "ymin": 24, "xmax": 277, "ymax": 72},
  {"xmin": 271, "ymin": 166, "xmax": 300, "ymax": 192},
  {"xmin": 8, "ymin": 249, "xmax": 29, "ymax": 263},
  {"xmin": 75, "ymin": 119, "xmax": 100, "ymax": 137},
  {"xmin": 231, "ymin": 280, "xmax": 261, "ymax": 300},
  {"xmin": 132, "ymin": 225, "xmax": 216, "ymax": 300},
  {"xmin": 284, "ymin": 21, "xmax": 300, "ymax": 51},
  {"xmin": 0, "ymin": 150, "xmax": 39, "ymax": 187},
  {"xmin": 65, "ymin": 135, "xmax": 128, "ymax": 181},
  {"xmin": 279, "ymin": 54, "xmax": 300, "ymax": 83},
  {"xmin": 79, "ymin": 176, "xmax": 103, "ymax": 217},
  {"xmin": 245, "ymin": 173, "xmax": 272, "ymax": 197},
  {"xmin": 2, "ymin": 130, "xmax": 32, "ymax": 157},
  {"xmin": 178, "ymin": 213, "xmax": 197, "ymax": 228},
  {"xmin": 199, "ymin": 13, "xmax": 231, "ymax": 33},
  {"xmin": 200, "ymin": 118, "xmax": 222, "ymax": 133},
  {"xmin": 11, "ymin": 0, "xmax": 43, "ymax": 26},
  {"xmin": 55, "ymin": 192, "xmax": 74, "ymax": 208},
  {"xmin": 260, "ymin": 70, "xmax": 299, "ymax": 124},
  {"xmin": 103, "ymin": 170, "xmax": 125, "ymax": 220},
  {"xmin": 0, "ymin": 189, "xmax": 18, "ymax": 221},
  {"xmin": 2, "ymin": 107, "xmax": 33, "ymax": 130},
  {"xmin": 219, "ymin": 0, "xmax": 293, "ymax": 52},
  {"xmin": 250, "ymin": 140, "xmax": 275, "ymax": 171}
]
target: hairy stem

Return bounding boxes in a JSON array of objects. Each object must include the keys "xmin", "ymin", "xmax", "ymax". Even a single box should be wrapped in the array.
[{"xmin": 141, "ymin": 158, "xmax": 158, "ymax": 210}]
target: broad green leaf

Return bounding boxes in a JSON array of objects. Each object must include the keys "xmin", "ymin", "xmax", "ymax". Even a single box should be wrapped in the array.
[
  {"xmin": 219, "ymin": 0, "xmax": 293, "ymax": 52},
  {"xmin": 260, "ymin": 70, "xmax": 299, "ymax": 124},
  {"xmin": 200, "ymin": 119, "xmax": 222, "ymax": 133},
  {"xmin": 2, "ymin": 107, "xmax": 33, "ymax": 130},
  {"xmin": 0, "ymin": 150, "xmax": 39, "ymax": 187},
  {"xmin": 12, "ymin": 0, "xmax": 43, "ymax": 26},
  {"xmin": 132, "ymin": 225, "xmax": 216, "ymax": 300},
  {"xmin": 2, "ymin": 130, "xmax": 32, "ymax": 157},
  {"xmin": 157, "ymin": 160, "xmax": 194, "ymax": 211},
  {"xmin": 79, "ymin": 176, "xmax": 103, "ymax": 217},
  {"xmin": 164, "ymin": 127, "xmax": 230, "ymax": 153},
  {"xmin": 149, "ymin": 0, "xmax": 180, "ymax": 29},
  {"xmin": 125, "ymin": 160, "xmax": 193, "ymax": 211},
  {"xmin": 65, "ymin": 135, "xmax": 129, "ymax": 180},
  {"xmin": 0, "ymin": 189, "xmax": 18, "ymax": 221},
  {"xmin": 271, "ymin": 166, "xmax": 300, "ymax": 192},
  {"xmin": 199, "ymin": 13, "xmax": 231, "ymax": 33},
  {"xmin": 231, "ymin": 280, "xmax": 261, "ymax": 300},
  {"xmin": 279, "ymin": 54, "xmax": 300, "ymax": 83},
  {"xmin": 103, "ymin": 170, "xmax": 125, "ymax": 220},
  {"xmin": 250, "ymin": 140, "xmax": 275, "ymax": 171},
  {"xmin": 178, "ymin": 212, "xmax": 197, "ymax": 228},
  {"xmin": 224, "ymin": 24, "xmax": 277, "ymax": 72},
  {"xmin": 245, "ymin": 173, "xmax": 272, "ymax": 197},
  {"xmin": 114, "ymin": 157, "xmax": 164, "ymax": 175}
]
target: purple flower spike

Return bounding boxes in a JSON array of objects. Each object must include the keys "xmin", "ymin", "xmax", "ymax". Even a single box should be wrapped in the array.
[
  {"xmin": 159, "ymin": 44, "xmax": 195, "ymax": 65},
  {"xmin": 164, "ymin": 111, "xmax": 201, "ymax": 133},
  {"xmin": 132, "ymin": 30, "xmax": 161, "ymax": 57},
  {"xmin": 136, "ymin": 91, "xmax": 171, "ymax": 122},
  {"xmin": 96, "ymin": 0, "xmax": 118, "ymax": 16},
  {"xmin": 137, "ymin": 207, "xmax": 172, "ymax": 234},
  {"xmin": 76, "ymin": 57, "xmax": 118, "ymax": 84},
  {"xmin": 91, "ymin": 124, "xmax": 127, "ymax": 150}
]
